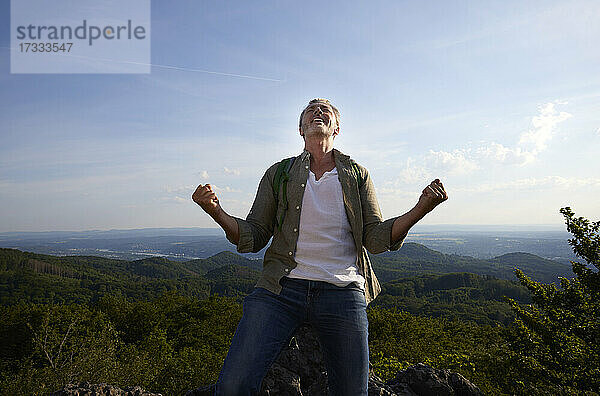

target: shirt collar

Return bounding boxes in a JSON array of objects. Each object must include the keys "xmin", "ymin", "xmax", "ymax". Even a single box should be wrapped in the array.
[
  {"xmin": 300, "ymin": 148, "xmax": 349, "ymax": 162},
  {"xmin": 300, "ymin": 149, "xmax": 311, "ymax": 162}
]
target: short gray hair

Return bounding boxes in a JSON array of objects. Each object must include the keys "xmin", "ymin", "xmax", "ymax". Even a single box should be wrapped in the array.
[{"xmin": 299, "ymin": 98, "xmax": 340, "ymax": 130}]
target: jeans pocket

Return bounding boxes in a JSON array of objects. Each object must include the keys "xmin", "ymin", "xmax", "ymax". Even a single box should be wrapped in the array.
[
  {"xmin": 343, "ymin": 282, "xmax": 366, "ymax": 294},
  {"xmin": 243, "ymin": 287, "xmax": 269, "ymax": 306}
]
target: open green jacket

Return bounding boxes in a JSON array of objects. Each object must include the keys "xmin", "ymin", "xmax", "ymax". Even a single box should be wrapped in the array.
[{"xmin": 233, "ymin": 148, "xmax": 404, "ymax": 305}]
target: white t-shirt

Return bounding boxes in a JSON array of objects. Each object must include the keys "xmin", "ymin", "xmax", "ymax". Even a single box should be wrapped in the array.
[{"xmin": 287, "ymin": 167, "xmax": 366, "ymax": 290}]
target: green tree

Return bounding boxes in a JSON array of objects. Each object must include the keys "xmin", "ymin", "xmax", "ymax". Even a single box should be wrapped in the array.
[
  {"xmin": 0, "ymin": 303, "xmax": 120, "ymax": 395},
  {"xmin": 505, "ymin": 207, "xmax": 600, "ymax": 394}
]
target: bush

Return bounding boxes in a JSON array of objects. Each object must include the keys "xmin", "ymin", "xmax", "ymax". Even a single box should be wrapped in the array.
[{"xmin": 505, "ymin": 207, "xmax": 600, "ymax": 394}]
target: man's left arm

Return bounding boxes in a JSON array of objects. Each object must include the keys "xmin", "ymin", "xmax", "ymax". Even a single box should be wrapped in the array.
[
  {"xmin": 360, "ymin": 167, "xmax": 447, "ymax": 253},
  {"xmin": 390, "ymin": 179, "xmax": 448, "ymax": 245}
]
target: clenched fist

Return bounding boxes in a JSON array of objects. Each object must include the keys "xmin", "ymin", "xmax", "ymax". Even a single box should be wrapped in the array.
[
  {"xmin": 417, "ymin": 179, "xmax": 448, "ymax": 213},
  {"xmin": 192, "ymin": 184, "xmax": 222, "ymax": 218}
]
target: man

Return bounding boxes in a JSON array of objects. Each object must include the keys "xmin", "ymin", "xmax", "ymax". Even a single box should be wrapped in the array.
[{"xmin": 192, "ymin": 98, "xmax": 447, "ymax": 395}]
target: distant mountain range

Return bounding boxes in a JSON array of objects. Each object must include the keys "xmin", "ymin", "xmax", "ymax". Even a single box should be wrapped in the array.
[
  {"xmin": 371, "ymin": 243, "xmax": 573, "ymax": 284},
  {"xmin": 0, "ymin": 228, "xmax": 578, "ymax": 266}
]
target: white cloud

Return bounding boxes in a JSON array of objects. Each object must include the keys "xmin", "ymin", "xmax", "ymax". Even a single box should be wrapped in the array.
[
  {"xmin": 173, "ymin": 196, "xmax": 188, "ymax": 203},
  {"xmin": 549, "ymin": 176, "xmax": 600, "ymax": 188},
  {"xmin": 596, "ymin": 126, "xmax": 600, "ymax": 135},
  {"xmin": 200, "ymin": 170, "xmax": 209, "ymax": 179},
  {"xmin": 475, "ymin": 142, "xmax": 536, "ymax": 166},
  {"xmin": 157, "ymin": 195, "xmax": 189, "ymax": 204},
  {"xmin": 212, "ymin": 185, "xmax": 242, "ymax": 193},
  {"xmin": 479, "ymin": 101, "xmax": 571, "ymax": 165},
  {"xmin": 164, "ymin": 183, "xmax": 240, "ymax": 195},
  {"xmin": 164, "ymin": 184, "xmax": 195, "ymax": 194},
  {"xmin": 393, "ymin": 158, "xmax": 432, "ymax": 184},
  {"xmin": 224, "ymin": 167, "xmax": 241, "ymax": 176},
  {"xmin": 455, "ymin": 176, "xmax": 600, "ymax": 193},
  {"xmin": 461, "ymin": 101, "xmax": 572, "ymax": 167},
  {"xmin": 518, "ymin": 102, "xmax": 572, "ymax": 152},
  {"xmin": 374, "ymin": 102, "xmax": 574, "ymax": 190},
  {"xmin": 426, "ymin": 149, "xmax": 479, "ymax": 175},
  {"xmin": 375, "ymin": 187, "xmax": 420, "ymax": 198}
]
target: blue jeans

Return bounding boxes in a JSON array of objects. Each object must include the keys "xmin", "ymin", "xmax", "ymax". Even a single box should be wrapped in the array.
[{"xmin": 214, "ymin": 276, "xmax": 370, "ymax": 396}]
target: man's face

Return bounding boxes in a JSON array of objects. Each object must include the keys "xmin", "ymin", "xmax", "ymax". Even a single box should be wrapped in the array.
[{"xmin": 300, "ymin": 103, "xmax": 339, "ymax": 139}]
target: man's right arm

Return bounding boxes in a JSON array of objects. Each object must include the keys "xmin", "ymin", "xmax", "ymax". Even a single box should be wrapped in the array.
[
  {"xmin": 192, "ymin": 184, "xmax": 240, "ymax": 244},
  {"xmin": 192, "ymin": 163, "xmax": 279, "ymax": 253},
  {"xmin": 211, "ymin": 208, "xmax": 241, "ymax": 246}
]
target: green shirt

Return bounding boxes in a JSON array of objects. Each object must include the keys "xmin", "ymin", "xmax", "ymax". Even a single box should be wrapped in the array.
[{"xmin": 233, "ymin": 148, "xmax": 404, "ymax": 305}]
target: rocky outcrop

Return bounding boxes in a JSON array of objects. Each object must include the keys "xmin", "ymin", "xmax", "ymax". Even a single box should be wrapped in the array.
[
  {"xmin": 187, "ymin": 324, "xmax": 483, "ymax": 396},
  {"xmin": 385, "ymin": 363, "xmax": 484, "ymax": 395},
  {"xmin": 51, "ymin": 325, "xmax": 482, "ymax": 396},
  {"xmin": 50, "ymin": 382, "xmax": 162, "ymax": 396}
]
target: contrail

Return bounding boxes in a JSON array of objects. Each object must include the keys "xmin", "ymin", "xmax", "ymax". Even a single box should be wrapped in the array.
[{"xmin": 1, "ymin": 45, "xmax": 284, "ymax": 82}]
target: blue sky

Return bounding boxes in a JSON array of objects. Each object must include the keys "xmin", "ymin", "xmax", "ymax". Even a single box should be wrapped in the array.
[{"xmin": 1, "ymin": 0, "xmax": 599, "ymax": 232}]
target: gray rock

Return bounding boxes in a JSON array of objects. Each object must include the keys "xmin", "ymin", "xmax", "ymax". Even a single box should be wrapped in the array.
[
  {"xmin": 187, "ymin": 324, "xmax": 484, "ymax": 396},
  {"xmin": 259, "ymin": 363, "xmax": 302, "ymax": 395},
  {"xmin": 50, "ymin": 382, "xmax": 162, "ymax": 396},
  {"xmin": 386, "ymin": 363, "xmax": 484, "ymax": 396}
]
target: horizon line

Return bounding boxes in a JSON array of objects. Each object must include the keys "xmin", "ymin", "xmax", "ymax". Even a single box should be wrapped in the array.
[{"xmin": 0, "ymin": 223, "xmax": 568, "ymax": 235}]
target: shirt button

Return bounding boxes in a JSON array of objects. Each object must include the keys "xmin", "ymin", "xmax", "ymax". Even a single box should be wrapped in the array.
[
  {"xmin": 285, "ymin": 268, "xmax": 290, "ymax": 272},
  {"xmin": 293, "ymin": 228, "xmax": 298, "ymax": 232},
  {"xmin": 288, "ymin": 251, "xmax": 293, "ymax": 256},
  {"xmin": 301, "ymin": 183, "xmax": 305, "ymax": 187},
  {"xmin": 305, "ymin": 165, "xmax": 309, "ymax": 169},
  {"xmin": 295, "ymin": 205, "xmax": 300, "ymax": 210}
]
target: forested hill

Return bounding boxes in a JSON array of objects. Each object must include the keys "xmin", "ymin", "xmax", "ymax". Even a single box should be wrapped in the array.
[
  {"xmin": 371, "ymin": 242, "xmax": 573, "ymax": 283},
  {"xmin": 0, "ymin": 243, "xmax": 572, "ymax": 311},
  {"xmin": 0, "ymin": 248, "xmax": 261, "ymax": 305}
]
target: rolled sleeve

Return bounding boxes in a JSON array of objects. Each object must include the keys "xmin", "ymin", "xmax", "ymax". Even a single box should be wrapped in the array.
[
  {"xmin": 234, "ymin": 217, "xmax": 255, "ymax": 253},
  {"xmin": 364, "ymin": 217, "xmax": 405, "ymax": 253},
  {"xmin": 389, "ymin": 217, "xmax": 405, "ymax": 251}
]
